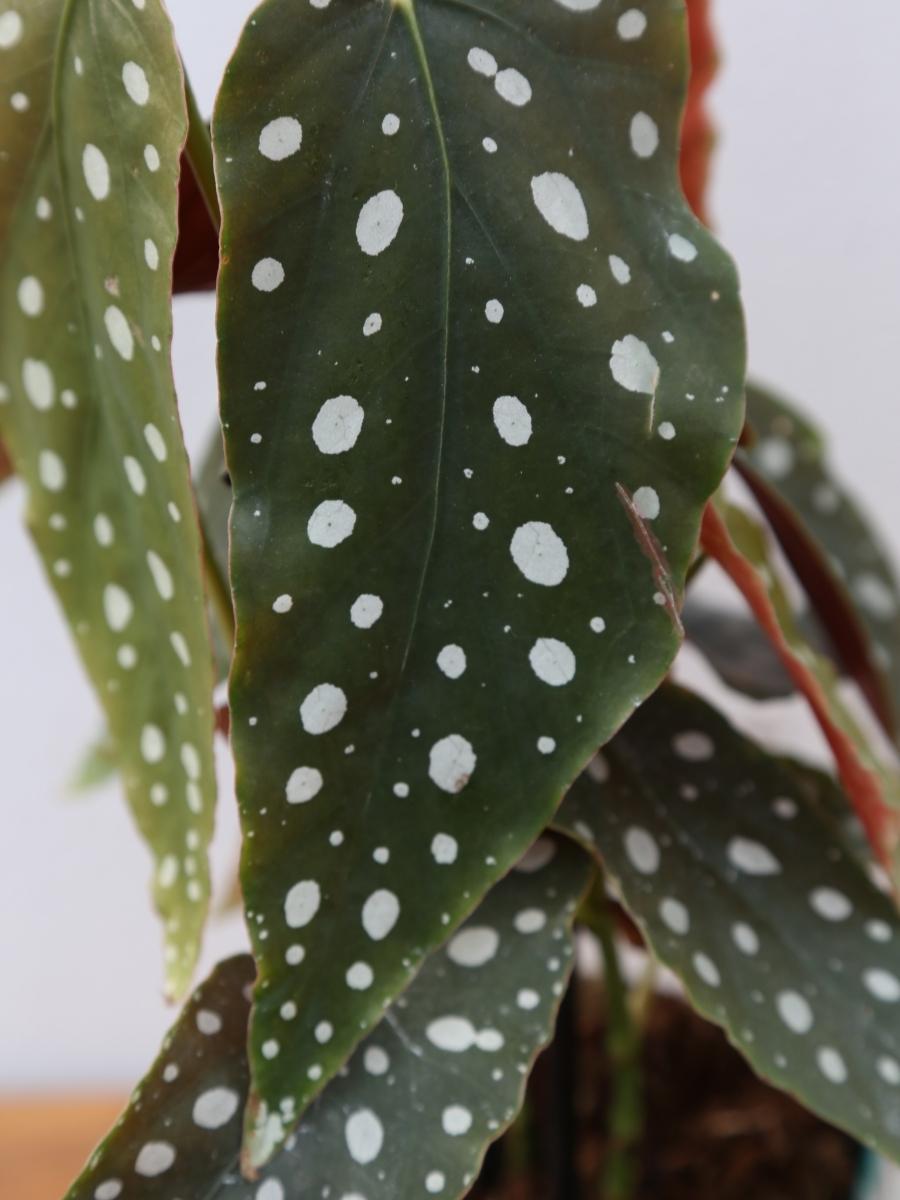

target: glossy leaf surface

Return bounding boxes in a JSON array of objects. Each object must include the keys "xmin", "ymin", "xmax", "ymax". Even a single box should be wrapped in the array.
[
  {"xmin": 555, "ymin": 684, "xmax": 900, "ymax": 1161},
  {"xmin": 743, "ymin": 383, "xmax": 900, "ymax": 739},
  {"xmin": 214, "ymin": 0, "xmax": 745, "ymax": 1158},
  {"xmin": 65, "ymin": 838, "xmax": 591, "ymax": 1199},
  {"xmin": 0, "ymin": 0, "xmax": 216, "ymax": 995}
]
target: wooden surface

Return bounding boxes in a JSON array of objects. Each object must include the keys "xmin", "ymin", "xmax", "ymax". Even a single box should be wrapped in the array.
[{"xmin": 0, "ymin": 1097, "xmax": 124, "ymax": 1200}]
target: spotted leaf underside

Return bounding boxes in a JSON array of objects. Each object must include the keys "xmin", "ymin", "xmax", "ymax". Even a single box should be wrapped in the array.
[
  {"xmin": 742, "ymin": 383, "xmax": 900, "ymax": 740},
  {"xmin": 214, "ymin": 0, "xmax": 745, "ymax": 1160},
  {"xmin": 65, "ymin": 839, "xmax": 591, "ymax": 1200},
  {"xmin": 555, "ymin": 683, "xmax": 900, "ymax": 1160},
  {"xmin": 0, "ymin": 0, "xmax": 216, "ymax": 995}
]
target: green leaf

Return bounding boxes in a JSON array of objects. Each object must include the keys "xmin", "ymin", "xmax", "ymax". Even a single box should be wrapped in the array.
[
  {"xmin": 0, "ymin": 1, "xmax": 217, "ymax": 995},
  {"xmin": 214, "ymin": 0, "xmax": 745, "ymax": 1159},
  {"xmin": 741, "ymin": 383, "xmax": 898, "ymax": 739},
  {"xmin": 64, "ymin": 837, "xmax": 591, "ymax": 1200},
  {"xmin": 554, "ymin": 683, "xmax": 900, "ymax": 1160}
]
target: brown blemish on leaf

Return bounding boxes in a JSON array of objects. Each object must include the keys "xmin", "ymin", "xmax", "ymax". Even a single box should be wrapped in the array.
[{"xmin": 616, "ymin": 482, "xmax": 683, "ymax": 637}]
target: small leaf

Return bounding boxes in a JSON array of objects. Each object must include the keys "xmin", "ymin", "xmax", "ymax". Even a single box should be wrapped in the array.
[
  {"xmin": 214, "ymin": 0, "xmax": 745, "ymax": 1159},
  {"xmin": 64, "ymin": 838, "xmax": 591, "ymax": 1200},
  {"xmin": 684, "ymin": 601, "xmax": 795, "ymax": 700},
  {"xmin": 69, "ymin": 730, "xmax": 119, "ymax": 795},
  {"xmin": 554, "ymin": 683, "xmax": 900, "ymax": 1161},
  {"xmin": 0, "ymin": 1, "xmax": 217, "ymax": 995},
  {"xmin": 742, "ymin": 383, "xmax": 900, "ymax": 740}
]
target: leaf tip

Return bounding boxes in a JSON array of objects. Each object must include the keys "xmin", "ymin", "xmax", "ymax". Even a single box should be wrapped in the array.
[{"xmin": 241, "ymin": 1092, "xmax": 283, "ymax": 1177}]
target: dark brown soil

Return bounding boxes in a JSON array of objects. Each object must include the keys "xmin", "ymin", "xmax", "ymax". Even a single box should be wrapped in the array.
[{"xmin": 471, "ymin": 986, "xmax": 859, "ymax": 1200}]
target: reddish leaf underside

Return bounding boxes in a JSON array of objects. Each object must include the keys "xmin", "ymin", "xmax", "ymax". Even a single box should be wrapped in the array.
[
  {"xmin": 681, "ymin": 0, "xmax": 717, "ymax": 222},
  {"xmin": 735, "ymin": 453, "xmax": 896, "ymax": 741},
  {"xmin": 700, "ymin": 503, "xmax": 899, "ymax": 874},
  {"xmin": 173, "ymin": 154, "xmax": 218, "ymax": 295}
]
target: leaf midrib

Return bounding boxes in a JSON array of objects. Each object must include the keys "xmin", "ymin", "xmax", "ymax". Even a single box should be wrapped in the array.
[{"xmin": 390, "ymin": 0, "xmax": 452, "ymax": 686}]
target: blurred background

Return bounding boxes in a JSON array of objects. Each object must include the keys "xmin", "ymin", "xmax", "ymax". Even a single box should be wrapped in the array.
[{"xmin": 1, "ymin": 0, "xmax": 899, "ymax": 1164}]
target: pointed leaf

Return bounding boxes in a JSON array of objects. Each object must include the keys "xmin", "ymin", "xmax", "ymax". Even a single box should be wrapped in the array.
[
  {"xmin": 0, "ymin": 1, "xmax": 216, "ymax": 994},
  {"xmin": 64, "ymin": 838, "xmax": 591, "ymax": 1200},
  {"xmin": 214, "ymin": 0, "xmax": 745, "ymax": 1159},
  {"xmin": 742, "ymin": 382, "xmax": 900, "ymax": 740},
  {"xmin": 554, "ymin": 683, "xmax": 900, "ymax": 1161}
]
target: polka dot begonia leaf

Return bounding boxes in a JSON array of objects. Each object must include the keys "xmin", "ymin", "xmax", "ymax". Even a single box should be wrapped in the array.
[
  {"xmin": 214, "ymin": 0, "xmax": 745, "ymax": 1162},
  {"xmin": 554, "ymin": 683, "xmax": 900, "ymax": 1160},
  {"xmin": 63, "ymin": 837, "xmax": 591, "ymax": 1200},
  {"xmin": 741, "ymin": 382, "xmax": 900, "ymax": 741},
  {"xmin": 0, "ymin": 0, "xmax": 217, "ymax": 997}
]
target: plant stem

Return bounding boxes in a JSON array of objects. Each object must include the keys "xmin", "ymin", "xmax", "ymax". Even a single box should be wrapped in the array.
[
  {"xmin": 183, "ymin": 75, "xmax": 221, "ymax": 231},
  {"xmin": 582, "ymin": 886, "xmax": 644, "ymax": 1200}
]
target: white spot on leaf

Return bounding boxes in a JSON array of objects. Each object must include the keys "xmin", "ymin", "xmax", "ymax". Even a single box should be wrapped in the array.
[
  {"xmin": 727, "ymin": 837, "xmax": 781, "ymax": 876},
  {"xmin": 510, "ymin": 522, "xmax": 569, "ymax": 587},
  {"xmin": 307, "ymin": 499, "xmax": 356, "ymax": 547},
  {"xmin": 495, "ymin": 68, "xmax": 531, "ymax": 106},
  {"xmin": 312, "ymin": 395, "xmax": 364, "ymax": 455},
  {"xmin": 429, "ymin": 734, "xmax": 476, "ymax": 793},
  {"xmin": 493, "ymin": 395, "xmax": 532, "ymax": 446},
  {"xmin": 356, "ymin": 189, "xmax": 404, "ymax": 256},
  {"xmin": 447, "ymin": 926, "xmax": 499, "ymax": 967},
  {"xmin": 192, "ymin": 1087, "xmax": 239, "ymax": 1129},
  {"xmin": 299, "ymin": 683, "xmax": 347, "ymax": 734},
  {"xmin": 82, "ymin": 144, "xmax": 110, "ymax": 200},
  {"xmin": 284, "ymin": 880, "xmax": 321, "ymax": 928},
  {"xmin": 528, "ymin": 637, "xmax": 576, "ymax": 686},
  {"xmin": 530, "ymin": 172, "xmax": 589, "ymax": 241},
  {"xmin": 259, "ymin": 116, "xmax": 302, "ymax": 161},
  {"xmin": 610, "ymin": 335, "xmax": 659, "ymax": 394},
  {"xmin": 345, "ymin": 1109, "xmax": 384, "ymax": 1164}
]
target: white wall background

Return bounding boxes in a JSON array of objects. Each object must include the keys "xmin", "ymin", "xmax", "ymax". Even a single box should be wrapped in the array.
[{"xmin": 2, "ymin": 2, "xmax": 900, "ymax": 1091}]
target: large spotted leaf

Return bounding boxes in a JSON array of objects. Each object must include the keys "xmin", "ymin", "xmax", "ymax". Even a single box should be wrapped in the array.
[
  {"xmin": 214, "ymin": 0, "xmax": 745, "ymax": 1161},
  {"xmin": 742, "ymin": 383, "xmax": 900, "ymax": 738},
  {"xmin": 0, "ymin": 1, "xmax": 216, "ymax": 995},
  {"xmin": 64, "ymin": 838, "xmax": 591, "ymax": 1200},
  {"xmin": 554, "ymin": 683, "xmax": 900, "ymax": 1160}
]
